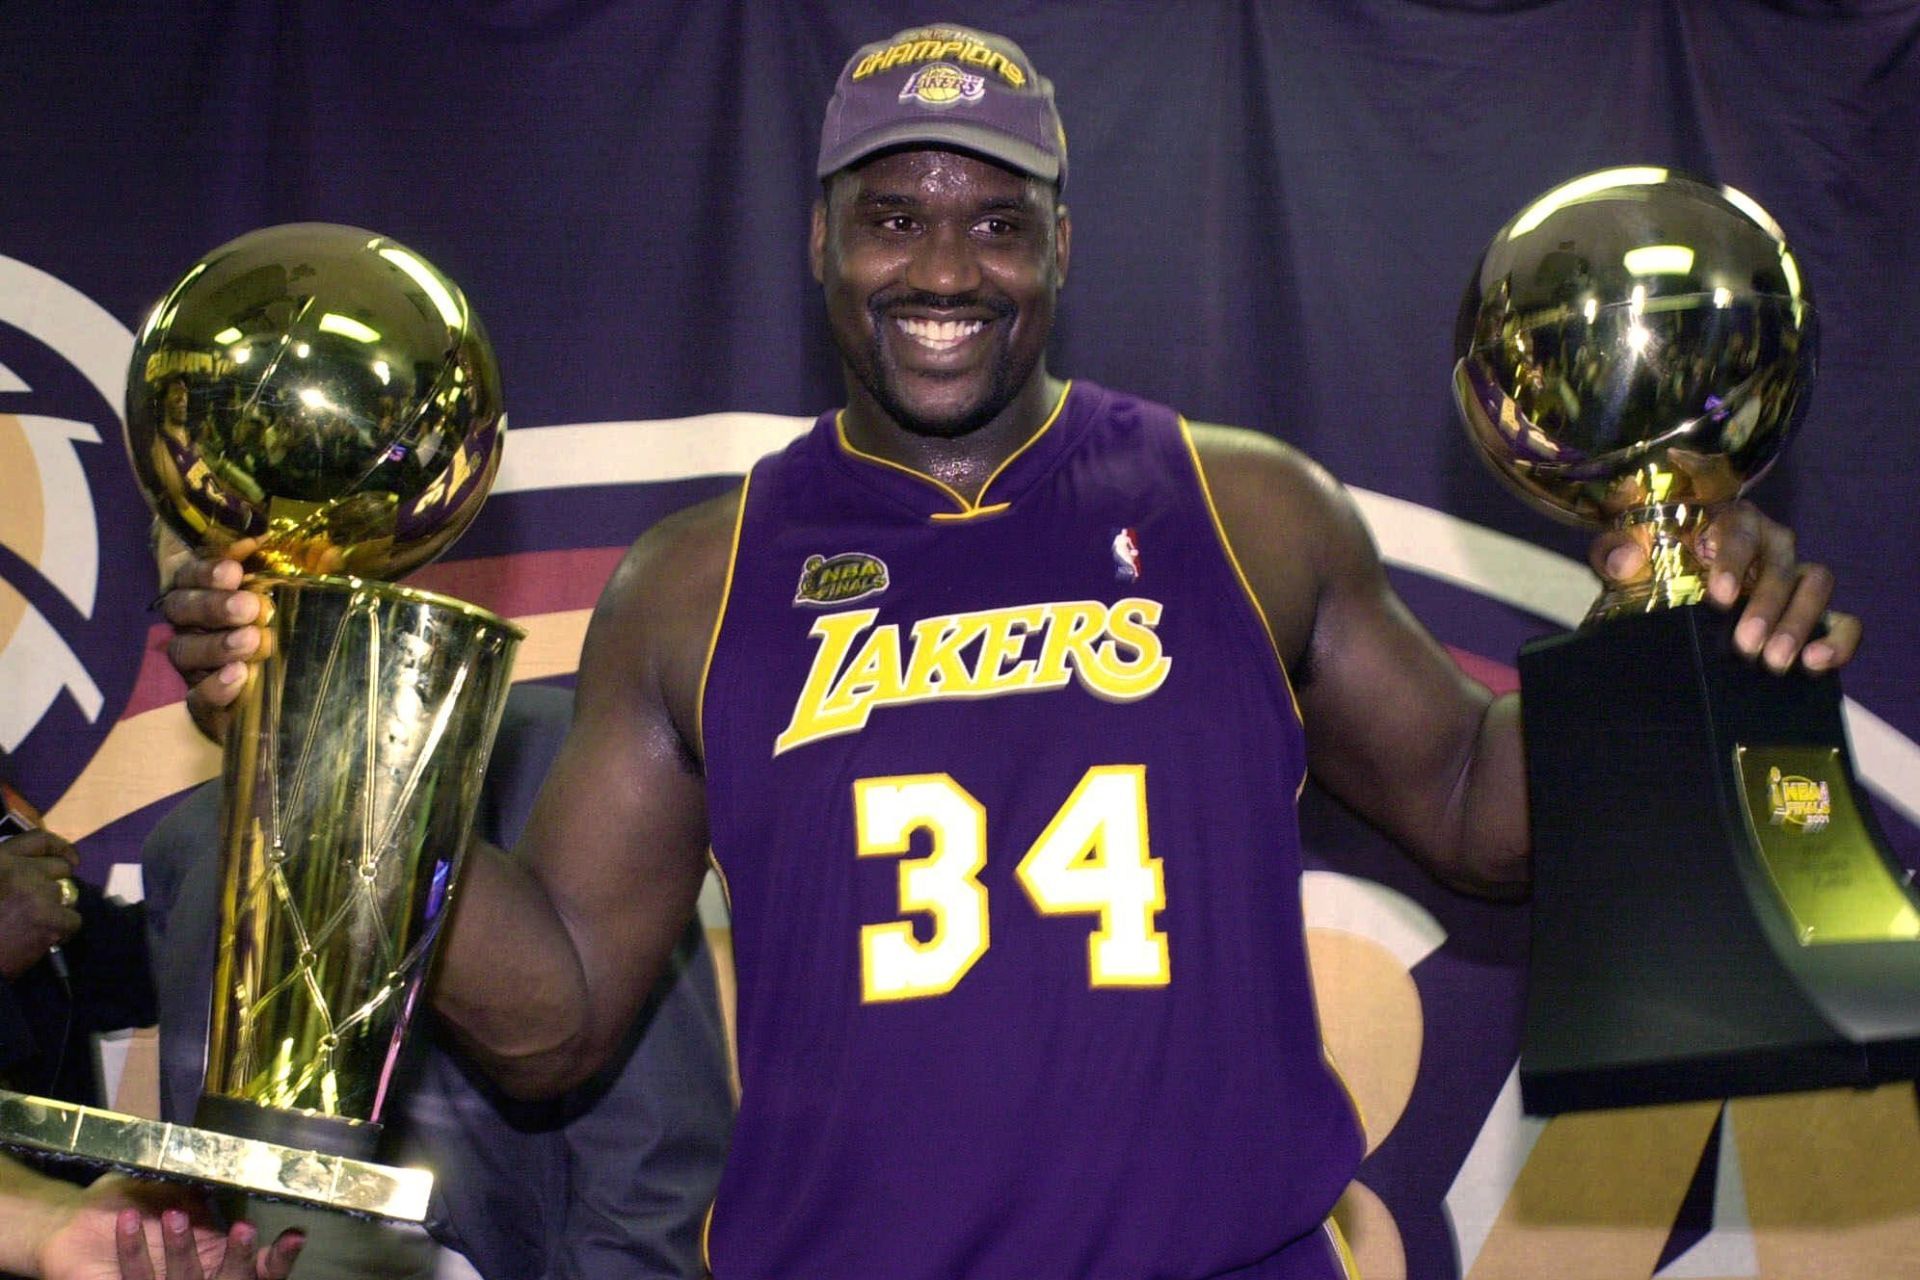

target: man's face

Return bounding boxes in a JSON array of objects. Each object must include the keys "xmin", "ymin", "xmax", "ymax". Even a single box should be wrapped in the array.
[{"xmin": 812, "ymin": 148, "xmax": 1070, "ymax": 439}]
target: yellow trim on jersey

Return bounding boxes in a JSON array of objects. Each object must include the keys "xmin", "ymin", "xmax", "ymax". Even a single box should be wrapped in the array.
[
  {"xmin": 1177, "ymin": 415, "xmax": 1306, "ymax": 730},
  {"xmin": 972, "ymin": 379, "xmax": 1071, "ymax": 505},
  {"xmin": 1183, "ymin": 415, "xmax": 1365, "ymax": 1150},
  {"xmin": 833, "ymin": 380, "xmax": 1073, "ymax": 516},
  {"xmin": 1324, "ymin": 1038, "xmax": 1369, "ymax": 1150},
  {"xmin": 706, "ymin": 847, "xmax": 735, "ymax": 916},
  {"xmin": 699, "ymin": 849, "xmax": 735, "ymax": 1279},
  {"xmin": 835, "ymin": 411, "xmax": 970, "ymax": 508},
  {"xmin": 1326, "ymin": 1215, "xmax": 1360, "ymax": 1279},
  {"xmin": 695, "ymin": 473, "xmax": 754, "ymax": 758},
  {"xmin": 928, "ymin": 502, "xmax": 1010, "ymax": 522}
]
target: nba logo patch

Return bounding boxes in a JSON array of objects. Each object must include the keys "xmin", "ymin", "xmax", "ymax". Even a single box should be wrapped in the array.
[
  {"xmin": 1111, "ymin": 527, "xmax": 1142, "ymax": 582},
  {"xmin": 899, "ymin": 63, "xmax": 986, "ymax": 109},
  {"xmin": 794, "ymin": 551, "xmax": 890, "ymax": 606}
]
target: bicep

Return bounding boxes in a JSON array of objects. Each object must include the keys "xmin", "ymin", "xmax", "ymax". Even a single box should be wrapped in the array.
[
  {"xmin": 513, "ymin": 571, "xmax": 714, "ymax": 1058},
  {"xmin": 1195, "ymin": 427, "xmax": 1517, "ymax": 882},
  {"xmin": 1294, "ymin": 566, "xmax": 1505, "ymax": 869}
]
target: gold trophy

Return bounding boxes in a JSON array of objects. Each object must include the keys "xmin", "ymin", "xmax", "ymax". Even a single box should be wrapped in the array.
[
  {"xmin": 0, "ymin": 224, "xmax": 521, "ymax": 1217},
  {"xmin": 1455, "ymin": 168, "xmax": 1920, "ymax": 1113}
]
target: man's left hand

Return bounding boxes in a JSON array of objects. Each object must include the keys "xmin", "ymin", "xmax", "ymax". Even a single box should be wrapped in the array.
[
  {"xmin": 0, "ymin": 831, "xmax": 81, "ymax": 979},
  {"xmin": 34, "ymin": 1176, "xmax": 303, "ymax": 1280},
  {"xmin": 1593, "ymin": 499, "xmax": 1860, "ymax": 673}
]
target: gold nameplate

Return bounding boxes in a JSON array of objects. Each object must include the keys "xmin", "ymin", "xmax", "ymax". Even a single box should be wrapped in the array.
[
  {"xmin": 1736, "ymin": 744, "xmax": 1920, "ymax": 946},
  {"xmin": 0, "ymin": 1090, "xmax": 431, "ymax": 1221}
]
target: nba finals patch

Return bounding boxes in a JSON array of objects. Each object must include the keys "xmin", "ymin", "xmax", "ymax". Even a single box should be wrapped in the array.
[
  {"xmin": 899, "ymin": 63, "xmax": 986, "ymax": 109},
  {"xmin": 795, "ymin": 552, "xmax": 890, "ymax": 607}
]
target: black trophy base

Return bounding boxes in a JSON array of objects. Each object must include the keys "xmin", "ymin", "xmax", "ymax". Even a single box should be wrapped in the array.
[
  {"xmin": 195, "ymin": 1093, "xmax": 382, "ymax": 1161},
  {"xmin": 1517, "ymin": 603, "xmax": 1920, "ymax": 1115}
]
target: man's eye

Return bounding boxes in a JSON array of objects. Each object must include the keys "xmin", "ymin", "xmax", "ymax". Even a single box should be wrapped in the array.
[
  {"xmin": 878, "ymin": 216, "xmax": 917, "ymax": 234},
  {"xmin": 977, "ymin": 218, "xmax": 1016, "ymax": 236}
]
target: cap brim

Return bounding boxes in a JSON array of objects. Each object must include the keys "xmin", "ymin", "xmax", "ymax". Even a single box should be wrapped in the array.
[{"xmin": 818, "ymin": 118, "xmax": 1061, "ymax": 186}]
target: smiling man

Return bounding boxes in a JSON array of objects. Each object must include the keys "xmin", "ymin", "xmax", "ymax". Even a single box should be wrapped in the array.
[{"xmin": 162, "ymin": 23, "xmax": 1858, "ymax": 1280}]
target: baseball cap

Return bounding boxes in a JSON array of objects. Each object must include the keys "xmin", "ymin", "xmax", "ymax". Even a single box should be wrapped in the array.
[{"xmin": 817, "ymin": 24, "xmax": 1067, "ymax": 190}]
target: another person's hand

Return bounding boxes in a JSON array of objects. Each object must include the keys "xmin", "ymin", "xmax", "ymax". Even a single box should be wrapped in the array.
[
  {"xmin": 156, "ymin": 541, "xmax": 264, "ymax": 746},
  {"xmin": 35, "ymin": 1175, "xmax": 303, "ymax": 1280},
  {"xmin": 1591, "ymin": 499, "xmax": 1860, "ymax": 674},
  {"xmin": 0, "ymin": 830, "xmax": 81, "ymax": 979}
]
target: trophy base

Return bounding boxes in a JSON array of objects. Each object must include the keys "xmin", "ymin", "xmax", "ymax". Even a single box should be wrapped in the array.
[
  {"xmin": 1517, "ymin": 604, "xmax": 1920, "ymax": 1115},
  {"xmin": 0, "ymin": 1088, "xmax": 430, "ymax": 1221},
  {"xmin": 195, "ymin": 1094, "xmax": 381, "ymax": 1161}
]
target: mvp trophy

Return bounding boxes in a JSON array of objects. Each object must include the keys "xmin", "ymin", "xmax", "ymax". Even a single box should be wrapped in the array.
[
  {"xmin": 0, "ymin": 224, "xmax": 522, "ymax": 1217},
  {"xmin": 1455, "ymin": 168, "xmax": 1920, "ymax": 1114}
]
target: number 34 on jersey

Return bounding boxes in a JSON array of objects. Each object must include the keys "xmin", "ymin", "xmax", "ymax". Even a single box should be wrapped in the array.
[{"xmin": 855, "ymin": 765, "xmax": 1170, "ymax": 1003}]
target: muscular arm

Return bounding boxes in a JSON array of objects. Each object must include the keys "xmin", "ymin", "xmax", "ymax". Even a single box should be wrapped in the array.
[
  {"xmin": 1193, "ymin": 425, "xmax": 1527, "ymax": 894},
  {"xmin": 430, "ymin": 493, "xmax": 738, "ymax": 1097},
  {"xmin": 1191, "ymin": 424, "xmax": 1855, "ymax": 898}
]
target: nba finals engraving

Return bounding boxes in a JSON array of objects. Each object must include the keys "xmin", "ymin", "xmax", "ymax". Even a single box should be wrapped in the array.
[
  {"xmin": 1768, "ymin": 765, "xmax": 1833, "ymax": 832},
  {"xmin": 776, "ymin": 597, "xmax": 1172, "ymax": 753}
]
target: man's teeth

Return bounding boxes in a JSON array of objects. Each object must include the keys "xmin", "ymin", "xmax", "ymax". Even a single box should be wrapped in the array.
[{"xmin": 896, "ymin": 317, "xmax": 986, "ymax": 349}]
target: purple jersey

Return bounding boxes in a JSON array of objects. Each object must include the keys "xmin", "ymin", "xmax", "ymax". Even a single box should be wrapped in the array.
[{"xmin": 700, "ymin": 382, "xmax": 1363, "ymax": 1279}]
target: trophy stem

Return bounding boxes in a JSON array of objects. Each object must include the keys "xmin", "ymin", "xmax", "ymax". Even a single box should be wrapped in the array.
[{"xmin": 1586, "ymin": 504, "xmax": 1711, "ymax": 624}]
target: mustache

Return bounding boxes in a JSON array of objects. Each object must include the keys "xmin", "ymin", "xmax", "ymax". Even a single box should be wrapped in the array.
[{"xmin": 869, "ymin": 287, "xmax": 1017, "ymax": 319}]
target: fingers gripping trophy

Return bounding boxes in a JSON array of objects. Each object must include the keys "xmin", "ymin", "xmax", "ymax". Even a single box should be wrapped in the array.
[
  {"xmin": 1456, "ymin": 169, "xmax": 1920, "ymax": 1114},
  {"xmin": 0, "ymin": 225, "xmax": 522, "ymax": 1218}
]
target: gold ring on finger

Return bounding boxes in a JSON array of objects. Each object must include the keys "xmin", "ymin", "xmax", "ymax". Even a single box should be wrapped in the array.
[{"xmin": 55, "ymin": 876, "xmax": 78, "ymax": 909}]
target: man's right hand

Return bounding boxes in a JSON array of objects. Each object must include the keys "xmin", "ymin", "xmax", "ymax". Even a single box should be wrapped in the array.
[
  {"xmin": 0, "ymin": 830, "xmax": 81, "ymax": 979},
  {"xmin": 156, "ymin": 542, "xmax": 264, "ymax": 745}
]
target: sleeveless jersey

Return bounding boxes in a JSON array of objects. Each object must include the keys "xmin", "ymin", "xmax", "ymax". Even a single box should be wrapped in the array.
[{"xmin": 700, "ymin": 382, "xmax": 1363, "ymax": 1279}]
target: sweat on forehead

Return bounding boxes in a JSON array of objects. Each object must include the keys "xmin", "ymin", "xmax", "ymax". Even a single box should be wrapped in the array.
[{"xmin": 825, "ymin": 147, "xmax": 1055, "ymax": 206}]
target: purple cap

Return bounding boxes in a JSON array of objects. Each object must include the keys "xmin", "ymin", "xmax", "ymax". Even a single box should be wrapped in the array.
[{"xmin": 817, "ymin": 24, "xmax": 1067, "ymax": 190}]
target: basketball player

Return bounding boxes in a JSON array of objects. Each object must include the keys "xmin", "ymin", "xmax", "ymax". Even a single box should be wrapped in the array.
[{"xmin": 162, "ymin": 24, "xmax": 1859, "ymax": 1279}]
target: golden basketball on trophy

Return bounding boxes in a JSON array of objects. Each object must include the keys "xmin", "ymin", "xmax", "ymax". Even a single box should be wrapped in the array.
[
  {"xmin": 0, "ymin": 224, "xmax": 522, "ymax": 1218},
  {"xmin": 1454, "ymin": 166, "xmax": 1817, "ymax": 621}
]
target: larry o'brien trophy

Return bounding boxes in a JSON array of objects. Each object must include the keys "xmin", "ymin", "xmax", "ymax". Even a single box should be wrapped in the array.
[
  {"xmin": 0, "ymin": 224, "xmax": 521, "ymax": 1218},
  {"xmin": 1455, "ymin": 168, "xmax": 1920, "ymax": 1114}
]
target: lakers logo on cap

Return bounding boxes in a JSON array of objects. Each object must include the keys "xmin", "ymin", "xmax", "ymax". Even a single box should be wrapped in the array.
[{"xmin": 899, "ymin": 63, "xmax": 985, "ymax": 109}]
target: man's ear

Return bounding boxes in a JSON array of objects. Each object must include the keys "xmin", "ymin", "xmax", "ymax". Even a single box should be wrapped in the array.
[
  {"xmin": 1053, "ymin": 203, "xmax": 1071, "ymax": 288},
  {"xmin": 810, "ymin": 197, "xmax": 828, "ymax": 285}
]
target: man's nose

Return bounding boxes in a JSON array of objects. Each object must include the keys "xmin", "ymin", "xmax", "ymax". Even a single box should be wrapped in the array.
[{"xmin": 905, "ymin": 225, "xmax": 981, "ymax": 297}]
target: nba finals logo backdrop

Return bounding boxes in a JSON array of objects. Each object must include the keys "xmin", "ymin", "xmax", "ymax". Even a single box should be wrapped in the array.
[{"xmin": 5, "ymin": 5, "xmax": 1918, "ymax": 1277}]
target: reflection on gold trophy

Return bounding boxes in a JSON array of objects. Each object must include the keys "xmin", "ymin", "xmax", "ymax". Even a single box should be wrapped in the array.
[
  {"xmin": 1454, "ymin": 166, "xmax": 1816, "ymax": 621},
  {"xmin": 1455, "ymin": 170, "xmax": 1920, "ymax": 1113},
  {"xmin": 0, "ymin": 224, "xmax": 521, "ymax": 1217}
]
